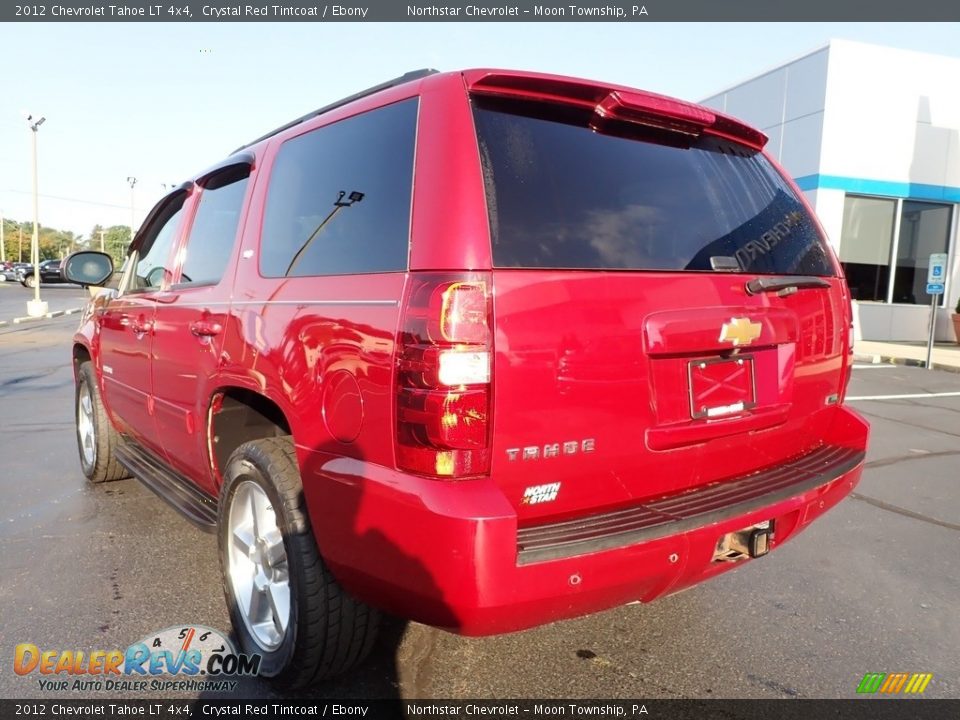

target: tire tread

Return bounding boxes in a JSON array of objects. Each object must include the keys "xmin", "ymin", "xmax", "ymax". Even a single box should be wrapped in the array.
[
  {"xmin": 77, "ymin": 361, "xmax": 130, "ymax": 483},
  {"xmin": 220, "ymin": 437, "xmax": 379, "ymax": 688}
]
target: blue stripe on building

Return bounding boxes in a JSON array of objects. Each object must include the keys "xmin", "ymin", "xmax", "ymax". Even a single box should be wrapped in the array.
[{"xmin": 794, "ymin": 174, "xmax": 960, "ymax": 203}]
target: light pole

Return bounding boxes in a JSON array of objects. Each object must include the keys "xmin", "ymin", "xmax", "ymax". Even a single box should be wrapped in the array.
[
  {"xmin": 99, "ymin": 229, "xmax": 106, "ymax": 253},
  {"xmin": 127, "ymin": 176, "xmax": 137, "ymax": 244},
  {"xmin": 1, "ymin": 209, "xmax": 6, "ymax": 265},
  {"xmin": 26, "ymin": 114, "xmax": 47, "ymax": 317}
]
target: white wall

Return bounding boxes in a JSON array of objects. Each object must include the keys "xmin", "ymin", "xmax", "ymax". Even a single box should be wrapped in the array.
[
  {"xmin": 702, "ymin": 46, "xmax": 829, "ymax": 177},
  {"xmin": 821, "ymin": 40, "xmax": 960, "ymax": 189},
  {"xmin": 810, "ymin": 188, "xmax": 846, "ymax": 251}
]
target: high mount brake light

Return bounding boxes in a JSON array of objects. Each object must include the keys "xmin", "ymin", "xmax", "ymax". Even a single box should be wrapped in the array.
[
  {"xmin": 593, "ymin": 91, "xmax": 715, "ymax": 137},
  {"xmin": 466, "ymin": 71, "xmax": 768, "ymax": 150},
  {"xmin": 396, "ymin": 273, "xmax": 493, "ymax": 478}
]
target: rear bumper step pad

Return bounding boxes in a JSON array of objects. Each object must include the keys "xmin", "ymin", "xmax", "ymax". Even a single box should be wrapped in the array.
[{"xmin": 517, "ymin": 444, "xmax": 863, "ymax": 564}]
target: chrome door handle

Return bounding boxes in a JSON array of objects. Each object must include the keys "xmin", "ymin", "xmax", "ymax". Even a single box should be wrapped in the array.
[
  {"xmin": 190, "ymin": 321, "xmax": 222, "ymax": 337},
  {"xmin": 130, "ymin": 319, "xmax": 154, "ymax": 335}
]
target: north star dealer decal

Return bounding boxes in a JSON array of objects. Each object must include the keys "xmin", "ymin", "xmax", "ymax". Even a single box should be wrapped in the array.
[{"xmin": 521, "ymin": 482, "xmax": 561, "ymax": 505}]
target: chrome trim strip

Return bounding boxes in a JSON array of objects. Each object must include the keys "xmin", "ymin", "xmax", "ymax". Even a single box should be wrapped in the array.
[
  {"xmin": 147, "ymin": 299, "xmax": 399, "ymax": 308},
  {"xmin": 233, "ymin": 300, "xmax": 399, "ymax": 306}
]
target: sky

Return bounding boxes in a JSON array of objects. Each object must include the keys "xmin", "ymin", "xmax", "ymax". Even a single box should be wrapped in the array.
[{"xmin": 1, "ymin": 21, "xmax": 959, "ymax": 237}]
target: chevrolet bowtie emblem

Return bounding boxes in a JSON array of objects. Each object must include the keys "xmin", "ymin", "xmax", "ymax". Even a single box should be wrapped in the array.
[{"xmin": 719, "ymin": 317, "xmax": 762, "ymax": 346}]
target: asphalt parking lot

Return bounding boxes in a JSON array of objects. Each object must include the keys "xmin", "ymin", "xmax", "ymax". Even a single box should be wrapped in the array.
[
  {"xmin": 0, "ymin": 291, "xmax": 957, "ymax": 701},
  {"xmin": 0, "ymin": 282, "xmax": 87, "ymax": 325}
]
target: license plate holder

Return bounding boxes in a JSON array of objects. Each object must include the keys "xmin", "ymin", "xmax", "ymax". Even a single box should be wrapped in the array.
[{"xmin": 688, "ymin": 355, "xmax": 756, "ymax": 419}]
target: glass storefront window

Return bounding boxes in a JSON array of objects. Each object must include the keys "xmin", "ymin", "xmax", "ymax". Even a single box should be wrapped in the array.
[
  {"xmin": 839, "ymin": 195, "xmax": 953, "ymax": 305},
  {"xmin": 892, "ymin": 201, "xmax": 952, "ymax": 304},
  {"xmin": 839, "ymin": 195, "xmax": 895, "ymax": 302}
]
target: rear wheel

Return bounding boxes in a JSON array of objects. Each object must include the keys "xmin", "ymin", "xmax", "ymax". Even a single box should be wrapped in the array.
[
  {"xmin": 218, "ymin": 437, "xmax": 379, "ymax": 687},
  {"xmin": 23, "ymin": 275, "xmax": 36, "ymax": 288},
  {"xmin": 75, "ymin": 361, "xmax": 129, "ymax": 483}
]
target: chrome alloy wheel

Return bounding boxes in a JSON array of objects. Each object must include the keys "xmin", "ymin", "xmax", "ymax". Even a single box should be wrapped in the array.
[
  {"xmin": 226, "ymin": 480, "xmax": 291, "ymax": 651},
  {"xmin": 77, "ymin": 382, "xmax": 97, "ymax": 468}
]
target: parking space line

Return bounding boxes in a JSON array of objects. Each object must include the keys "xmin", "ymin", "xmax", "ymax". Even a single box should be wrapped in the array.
[
  {"xmin": 852, "ymin": 364, "xmax": 897, "ymax": 370},
  {"xmin": 851, "ymin": 492, "xmax": 960, "ymax": 532},
  {"xmin": 847, "ymin": 391, "xmax": 960, "ymax": 401}
]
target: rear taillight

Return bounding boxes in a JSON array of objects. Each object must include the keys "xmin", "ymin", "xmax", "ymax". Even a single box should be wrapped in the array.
[
  {"xmin": 840, "ymin": 296, "xmax": 855, "ymax": 402},
  {"xmin": 396, "ymin": 273, "xmax": 493, "ymax": 478}
]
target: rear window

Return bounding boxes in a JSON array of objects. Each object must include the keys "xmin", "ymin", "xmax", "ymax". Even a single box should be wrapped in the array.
[{"xmin": 473, "ymin": 98, "xmax": 834, "ymax": 276}]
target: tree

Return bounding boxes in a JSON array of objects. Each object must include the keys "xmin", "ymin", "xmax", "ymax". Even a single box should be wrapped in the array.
[
  {"xmin": 88, "ymin": 224, "xmax": 107, "ymax": 252},
  {"xmin": 0, "ymin": 216, "xmax": 118, "ymax": 264},
  {"xmin": 101, "ymin": 225, "xmax": 132, "ymax": 265}
]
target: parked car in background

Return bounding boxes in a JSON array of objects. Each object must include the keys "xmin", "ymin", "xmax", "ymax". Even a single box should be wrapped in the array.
[
  {"xmin": 0, "ymin": 263, "xmax": 19, "ymax": 282},
  {"xmin": 18, "ymin": 259, "xmax": 66, "ymax": 287},
  {"xmin": 65, "ymin": 68, "xmax": 869, "ymax": 689}
]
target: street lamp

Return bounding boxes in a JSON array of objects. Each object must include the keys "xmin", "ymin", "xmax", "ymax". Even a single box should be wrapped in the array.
[
  {"xmin": 26, "ymin": 114, "xmax": 47, "ymax": 318},
  {"xmin": 127, "ymin": 176, "xmax": 137, "ymax": 244}
]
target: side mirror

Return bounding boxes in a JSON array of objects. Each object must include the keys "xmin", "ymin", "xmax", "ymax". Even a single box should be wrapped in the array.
[{"xmin": 62, "ymin": 251, "xmax": 115, "ymax": 287}]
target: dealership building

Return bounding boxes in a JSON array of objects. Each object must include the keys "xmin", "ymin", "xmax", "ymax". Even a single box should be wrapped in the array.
[{"xmin": 702, "ymin": 40, "xmax": 960, "ymax": 342}]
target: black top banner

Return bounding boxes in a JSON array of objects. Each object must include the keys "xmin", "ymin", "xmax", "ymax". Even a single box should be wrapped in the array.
[
  {"xmin": 4, "ymin": 0, "xmax": 960, "ymax": 22},
  {"xmin": 4, "ymin": 699, "xmax": 960, "ymax": 720}
]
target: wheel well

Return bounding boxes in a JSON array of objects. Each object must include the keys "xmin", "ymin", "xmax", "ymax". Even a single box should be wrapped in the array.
[
  {"xmin": 209, "ymin": 388, "xmax": 292, "ymax": 485},
  {"xmin": 73, "ymin": 344, "xmax": 91, "ymax": 376}
]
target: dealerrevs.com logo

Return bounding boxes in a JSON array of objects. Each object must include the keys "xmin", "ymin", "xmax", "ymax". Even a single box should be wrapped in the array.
[
  {"xmin": 14, "ymin": 625, "xmax": 260, "ymax": 693},
  {"xmin": 857, "ymin": 672, "xmax": 934, "ymax": 695}
]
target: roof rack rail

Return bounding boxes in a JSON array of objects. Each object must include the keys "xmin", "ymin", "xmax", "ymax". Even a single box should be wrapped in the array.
[{"xmin": 231, "ymin": 68, "xmax": 439, "ymax": 154}]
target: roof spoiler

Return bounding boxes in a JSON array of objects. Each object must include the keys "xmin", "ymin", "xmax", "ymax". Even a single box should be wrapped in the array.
[
  {"xmin": 232, "ymin": 68, "xmax": 439, "ymax": 153},
  {"xmin": 466, "ymin": 70, "xmax": 767, "ymax": 150}
]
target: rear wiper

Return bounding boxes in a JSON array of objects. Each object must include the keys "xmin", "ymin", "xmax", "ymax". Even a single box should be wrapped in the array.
[{"xmin": 745, "ymin": 276, "xmax": 831, "ymax": 296}]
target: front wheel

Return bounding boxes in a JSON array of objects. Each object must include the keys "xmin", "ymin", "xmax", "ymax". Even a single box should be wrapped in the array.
[
  {"xmin": 22, "ymin": 274, "xmax": 36, "ymax": 288},
  {"xmin": 218, "ymin": 437, "xmax": 379, "ymax": 688},
  {"xmin": 75, "ymin": 362, "xmax": 130, "ymax": 483}
]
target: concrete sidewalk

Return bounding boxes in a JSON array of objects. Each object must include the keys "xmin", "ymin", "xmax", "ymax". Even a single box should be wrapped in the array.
[{"xmin": 854, "ymin": 339, "xmax": 960, "ymax": 372}]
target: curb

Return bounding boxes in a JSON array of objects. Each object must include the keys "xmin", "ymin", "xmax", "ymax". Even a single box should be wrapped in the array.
[
  {"xmin": 853, "ymin": 352, "xmax": 960, "ymax": 374},
  {"xmin": 1, "ymin": 307, "xmax": 82, "ymax": 328}
]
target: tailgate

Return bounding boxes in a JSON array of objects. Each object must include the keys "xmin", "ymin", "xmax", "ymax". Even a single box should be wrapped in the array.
[{"xmin": 491, "ymin": 271, "xmax": 848, "ymax": 522}]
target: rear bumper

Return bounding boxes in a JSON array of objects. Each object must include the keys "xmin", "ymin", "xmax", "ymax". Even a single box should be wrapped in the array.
[{"xmin": 300, "ymin": 407, "xmax": 868, "ymax": 636}]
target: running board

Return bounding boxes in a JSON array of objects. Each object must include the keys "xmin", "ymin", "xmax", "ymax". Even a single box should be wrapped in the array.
[{"xmin": 115, "ymin": 441, "xmax": 217, "ymax": 531}]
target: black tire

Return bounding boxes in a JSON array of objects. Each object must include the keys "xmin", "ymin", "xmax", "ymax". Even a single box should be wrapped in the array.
[
  {"xmin": 75, "ymin": 361, "xmax": 130, "ymax": 483},
  {"xmin": 218, "ymin": 437, "xmax": 380, "ymax": 688}
]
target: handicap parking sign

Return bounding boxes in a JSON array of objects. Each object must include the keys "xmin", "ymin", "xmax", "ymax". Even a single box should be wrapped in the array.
[{"xmin": 927, "ymin": 253, "xmax": 948, "ymax": 284}]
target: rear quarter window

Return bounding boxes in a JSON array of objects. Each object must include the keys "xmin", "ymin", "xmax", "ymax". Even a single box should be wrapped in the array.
[
  {"xmin": 259, "ymin": 98, "xmax": 418, "ymax": 278},
  {"xmin": 473, "ymin": 98, "xmax": 834, "ymax": 276}
]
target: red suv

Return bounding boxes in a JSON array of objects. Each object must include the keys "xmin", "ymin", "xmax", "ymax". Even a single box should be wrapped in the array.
[{"xmin": 65, "ymin": 69, "xmax": 869, "ymax": 687}]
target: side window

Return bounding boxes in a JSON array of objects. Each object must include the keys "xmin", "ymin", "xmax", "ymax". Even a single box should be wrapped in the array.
[
  {"xmin": 178, "ymin": 167, "xmax": 250, "ymax": 287},
  {"xmin": 129, "ymin": 195, "xmax": 187, "ymax": 292},
  {"xmin": 259, "ymin": 97, "xmax": 418, "ymax": 277}
]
